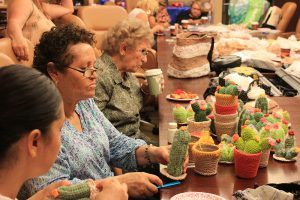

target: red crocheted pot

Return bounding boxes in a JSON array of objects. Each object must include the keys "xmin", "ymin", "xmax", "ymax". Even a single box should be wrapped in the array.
[
  {"xmin": 215, "ymin": 103, "xmax": 238, "ymax": 115},
  {"xmin": 234, "ymin": 148, "xmax": 262, "ymax": 179}
]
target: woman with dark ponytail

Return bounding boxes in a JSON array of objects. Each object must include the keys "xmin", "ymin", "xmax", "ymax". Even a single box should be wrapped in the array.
[{"xmin": 0, "ymin": 65, "xmax": 128, "ymax": 200}]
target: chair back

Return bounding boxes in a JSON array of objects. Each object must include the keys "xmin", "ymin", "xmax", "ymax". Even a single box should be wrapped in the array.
[
  {"xmin": 0, "ymin": 53, "xmax": 14, "ymax": 67},
  {"xmin": 125, "ymin": 0, "xmax": 138, "ymax": 12},
  {"xmin": 277, "ymin": 2, "xmax": 297, "ymax": 32},
  {"xmin": 0, "ymin": 38, "xmax": 34, "ymax": 67},
  {"xmin": 296, "ymin": 17, "xmax": 300, "ymax": 34},
  {"xmin": 77, "ymin": 5, "xmax": 128, "ymax": 31},
  {"xmin": 53, "ymin": 14, "xmax": 87, "ymax": 28}
]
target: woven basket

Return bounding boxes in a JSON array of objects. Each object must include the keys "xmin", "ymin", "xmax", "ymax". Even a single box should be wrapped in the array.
[
  {"xmin": 214, "ymin": 111, "xmax": 238, "ymax": 123},
  {"xmin": 215, "ymin": 92, "xmax": 238, "ymax": 106},
  {"xmin": 176, "ymin": 32, "xmax": 216, "ymax": 46},
  {"xmin": 234, "ymin": 148, "xmax": 262, "ymax": 179},
  {"xmin": 188, "ymin": 135, "xmax": 200, "ymax": 164},
  {"xmin": 215, "ymin": 120, "xmax": 237, "ymax": 141},
  {"xmin": 187, "ymin": 117, "xmax": 211, "ymax": 134},
  {"xmin": 215, "ymin": 103, "xmax": 238, "ymax": 115},
  {"xmin": 259, "ymin": 149, "xmax": 271, "ymax": 168},
  {"xmin": 192, "ymin": 143, "xmax": 220, "ymax": 176}
]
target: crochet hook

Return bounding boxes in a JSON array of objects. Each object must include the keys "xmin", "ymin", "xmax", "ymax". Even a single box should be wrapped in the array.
[{"xmin": 157, "ymin": 181, "xmax": 181, "ymax": 189}]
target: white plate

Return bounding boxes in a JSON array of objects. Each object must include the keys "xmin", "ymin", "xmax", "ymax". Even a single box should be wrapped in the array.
[
  {"xmin": 273, "ymin": 154, "xmax": 297, "ymax": 162},
  {"xmin": 166, "ymin": 94, "xmax": 199, "ymax": 102},
  {"xmin": 170, "ymin": 192, "xmax": 226, "ymax": 200}
]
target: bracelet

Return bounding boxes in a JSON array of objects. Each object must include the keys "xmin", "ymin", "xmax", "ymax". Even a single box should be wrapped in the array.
[{"xmin": 145, "ymin": 144, "xmax": 153, "ymax": 165}]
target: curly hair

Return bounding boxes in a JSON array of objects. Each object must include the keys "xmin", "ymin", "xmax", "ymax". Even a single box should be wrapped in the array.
[
  {"xmin": 33, "ymin": 24, "xmax": 95, "ymax": 77},
  {"xmin": 102, "ymin": 18, "xmax": 153, "ymax": 56}
]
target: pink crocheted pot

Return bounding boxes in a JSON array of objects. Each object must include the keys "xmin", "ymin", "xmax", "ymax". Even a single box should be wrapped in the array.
[
  {"xmin": 215, "ymin": 103, "xmax": 238, "ymax": 115},
  {"xmin": 234, "ymin": 148, "xmax": 262, "ymax": 179}
]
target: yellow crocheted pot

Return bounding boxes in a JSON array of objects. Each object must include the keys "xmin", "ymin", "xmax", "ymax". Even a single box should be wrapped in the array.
[{"xmin": 192, "ymin": 143, "xmax": 220, "ymax": 176}]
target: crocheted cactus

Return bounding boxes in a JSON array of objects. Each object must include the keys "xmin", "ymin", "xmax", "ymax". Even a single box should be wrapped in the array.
[
  {"xmin": 255, "ymin": 96, "xmax": 268, "ymax": 114},
  {"xmin": 219, "ymin": 143, "xmax": 234, "ymax": 162},
  {"xmin": 244, "ymin": 140, "xmax": 261, "ymax": 154},
  {"xmin": 233, "ymin": 137, "xmax": 245, "ymax": 151},
  {"xmin": 237, "ymin": 109, "xmax": 254, "ymax": 135},
  {"xmin": 241, "ymin": 126, "xmax": 256, "ymax": 142},
  {"xmin": 254, "ymin": 112, "xmax": 264, "ymax": 122},
  {"xmin": 52, "ymin": 181, "xmax": 90, "ymax": 200},
  {"xmin": 259, "ymin": 125, "xmax": 271, "ymax": 139},
  {"xmin": 191, "ymin": 101, "xmax": 211, "ymax": 122},
  {"xmin": 219, "ymin": 87, "xmax": 226, "ymax": 94},
  {"xmin": 270, "ymin": 124, "xmax": 285, "ymax": 141},
  {"xmin": 225, "ymin": 84, "xmax": 239, "ymax": 96},
  {"xmin": 285, "ymin": 130, "xmax": 295, "ymax": 149},
  {"xmin": 285, "ymin": 148, "xmax": 298, "ymax": 160},
  {"xmin": 274, "ymin": 139, "xmax": 285, "ymax": 157},
  {"xmin": 260, "ymin": 138, "xmax": 273, "ymax": 151},
  {"xmin": 238, "ymin": 99, "xmax": 244, "ymax": 114},
  {"xmin": 167, "ymin": 127, "xmax": 190, "ymax": 177},
  {"xmin": 173, "ymin": 105, "xmax": 187, "ymax": 123}
]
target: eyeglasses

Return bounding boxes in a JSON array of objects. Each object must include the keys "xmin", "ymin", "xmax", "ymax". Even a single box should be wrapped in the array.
[
  {"xmin": 66, "ymin": 66, "xmax": 98, "ymax": 78},
  {"xmin": 138, "ymin": 49, "xmax": 148, "ymax": 57}
]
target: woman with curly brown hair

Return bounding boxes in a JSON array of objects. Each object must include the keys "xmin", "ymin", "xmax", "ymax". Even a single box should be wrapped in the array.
[{"xmin": 19, "ymin": 24, "xmax": 185, "ymax": 199}]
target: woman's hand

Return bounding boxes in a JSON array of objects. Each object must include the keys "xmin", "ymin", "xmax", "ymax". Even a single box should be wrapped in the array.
[
  {"xmin": 150, "ymin": 145, "xmax": 189, "ymax": 173},
  {"xmin": 28, "ymin": 180, "xmax": 71, "ymax": 200},
  {"xmin": 94, "ymin": 179, "xmax": 128, "ymax": 200},
  {"xmin": 11, "ymin": 36, "xmax": 29, "ymax": 61},
  {"xmin": 116, "ymin": 172, "xmax": 163, "ymax": 198}
]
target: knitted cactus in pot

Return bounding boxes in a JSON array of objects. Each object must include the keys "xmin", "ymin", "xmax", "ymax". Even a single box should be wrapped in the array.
[
  {"xmin": 255, "ymin": 95, "xmax": 268, "ymax": 114},
  {"xmin": 191, "ymin": 101, "xmax": 212, "ymax": 122},
  {"xmin": 167, "ymin": 127, "xmax": 191, "ymax": 177},
  {"xmin": 172, "ymin": 104, "xmax": 188, "ymax": 123}
]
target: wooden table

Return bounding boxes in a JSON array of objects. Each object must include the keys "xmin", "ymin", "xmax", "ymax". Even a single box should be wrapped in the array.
[{"xmin": 157, "ymin": 35, "xmax": 300, "ymax": 200}]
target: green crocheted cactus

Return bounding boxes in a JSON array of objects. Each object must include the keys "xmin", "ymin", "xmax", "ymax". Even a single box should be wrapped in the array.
[
  {"xmin": 259, "ymin": 126, "xmax": 271, "ymax": 139},
  {"xmin": 173, "ymin": 105, "xmax": 187, "ymax": 123},
  {"xmin": 241, "ymin": 126, "xmax": 256, "ymax": 142},
  {"xmin": 238, "ymin": 99, "xmax": 244, "ymax": 114},
  {"xmin": 285, "ymin": 130, "xmax": 295, "ymax": 149},
  {"xmin": 234, "ymin": 137, "xmax": 245, "ymax": 151},
  {"xmin": 270, "ymin": 124, "xmax": 285, "ymax": 141},
  {"xmin": 167, "ymin": 127, "xmax": 190, "ymax": 177},
  {"xmin": 53, "ymin": 181, "xmax": 90, "ymax": 200},
  {"xmin": 285, "ymin": 148, "xmax": 298, "ymax": 160},
  {"xmin": 225, "ymin": 84, "xmax": 239, "ymax": 96},
  {"xmin": 260, "ymin": 138, "xmax": 272, "ymax": 151},
  {"xmin": 219, "ymin": 87, "xmax": 226, "ymax": 94},
  {"xmin": 254, "ymin": 112, "xmax": 264, "ymax": 122},
  {"xmin": 191, "ymin": 102, "xmax": 210, "ymax": 122},
  {"xmin": 255, "ymin": 96, "xmax": 268, "ymax": 114},
  {"xmin": 244, "ymin": 140, "xmax": 261, "ymax": 154},
  {"xmin": 237, "ymin": 109, "xmax": 254, "ymax": 135}
]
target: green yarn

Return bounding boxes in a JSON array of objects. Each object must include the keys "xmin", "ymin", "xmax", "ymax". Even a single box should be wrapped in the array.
[
  {"xmin": 55, "ymin": 181, "xmax": 90, "ymax": 200},
  {"xmin": 255, "ymin": 96, "xmax": 268, "ymax": 114},
  {"xmin": 244, "ymin": 140, "xmax": 261, "ymax": 154},
  {"xmin": 173, "ymin": 105, "xmax": 187, "ymax": 123},
  {"xmin": 241, "ymin": 126, "xmax": 256, "ymax": 141},
  {"xmin": 167, "ymin": 128, "xmax": 190, "ymax": 177},
  {"xmin": 260, "ymin": 138, "xmax": 271, "ymax": 151},
  {"xmin": 224, "ymin": 85, "xmax": 239, "ymax": 96},
  {"xmin": 234, "ymin": 137, "xmax": 245, "ymax": 151}
]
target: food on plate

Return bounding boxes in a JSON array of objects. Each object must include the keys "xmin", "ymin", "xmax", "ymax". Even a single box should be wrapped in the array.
[{"xmin": 170, "ymin": 89, "xmax": 198, "ymax": 99}]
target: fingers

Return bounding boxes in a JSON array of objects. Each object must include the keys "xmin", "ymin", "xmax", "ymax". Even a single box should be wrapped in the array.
[
  {"xmin": 146, "ymin": 173, "xmax": 163, "ymax": 186},
  {"xmin": 46, "ymin": 180, "xmax": 71, "ymax": 191}
]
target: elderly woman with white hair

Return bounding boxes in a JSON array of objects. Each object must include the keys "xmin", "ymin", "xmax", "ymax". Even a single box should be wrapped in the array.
[{"xmin": 94, "ymin": 18, "xmax": 159, "ymax": 145}]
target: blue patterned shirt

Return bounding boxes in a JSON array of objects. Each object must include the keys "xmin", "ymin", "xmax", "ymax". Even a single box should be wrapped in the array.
[{"xmin": 20, "ymin": 99, "xmax": 146, "ymax": 197}]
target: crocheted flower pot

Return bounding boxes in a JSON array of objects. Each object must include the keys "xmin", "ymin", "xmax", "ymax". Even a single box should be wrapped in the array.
[
  {"xmin": 187, "ymin": 117, "xmax": 211, "ymax": 134},
  {"xmin": 259, "ymin": 149, "xmax": 271, "ymax": 168},
  {"xmin": 215, "ymin": 103, "xmax": 238, "ymax": 115},
  {"xmin": 215, "ymin": 120, "xmax": 238, "ymax": 141},
  {"xmin": 215, "ymin": 92, "xmax": 238, "ymax": 106},
  {"xmin": 188, "ymin": 135, "xmax": 200, "ymax": 164},
  {"xmin": 192, "ymin": 143, "xmax": 220, "ymax": 176},
  {"xmin": 234, "ymin": 148, "xmax": 262, "ymax": 179},
  {"xmin": 214, "ymin": 111, "xmax": 238, "ymax": 123}
]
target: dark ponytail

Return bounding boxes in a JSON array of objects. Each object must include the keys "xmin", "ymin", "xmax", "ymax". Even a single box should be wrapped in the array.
[{"xmin": 0, "ymin": 65, "xmax": 62, "ymax": 163}]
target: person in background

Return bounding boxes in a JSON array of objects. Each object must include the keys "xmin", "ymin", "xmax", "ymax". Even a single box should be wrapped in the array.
[
  {"xmin": 0, "ymin": 65, "xmax": 128, "ymax": 200},
  {"xmin": 6, "ymin": 0, "xmax": 74, "ymax": 61},
  {"xmin": 20, "ymin": 24, "xmax": 185, "ymax": 199},
  {"xmin": 128, "ymin": 0, "xmax": 164, "ymax": 33},
  {"xmin": 175, "ymin": 0, "xmax": 208, "ymax": 25},
  {"xmin": 156, "ymin": 0, "xmax": 171, "ymax": 28},
  {"xmin": 115, "ymin": 0, "xmax": 123, "ymax": 6},
  {"xmin": 94, "ymin": 18, "xmax": 160, "ymax": 145}
]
